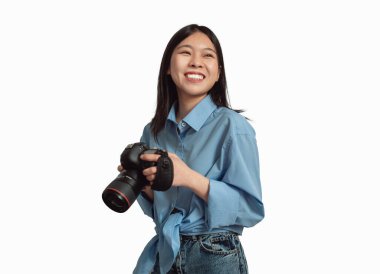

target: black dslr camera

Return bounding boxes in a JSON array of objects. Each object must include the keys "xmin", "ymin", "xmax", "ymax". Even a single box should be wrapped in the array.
[{"xmin": 102, "ymin": 142, "xmax": 174, "ymax": 213}]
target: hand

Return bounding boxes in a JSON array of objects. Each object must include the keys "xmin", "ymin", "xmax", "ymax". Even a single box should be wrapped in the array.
[
  {"xmin": 140, "ymin": 153, "xmax": 210, "ymax": 202},
  {"xmin": 168, "ymin": 153, "xmax": 197, "ymax": 187},
  {"xmin": 140, "ymin": 152, "xmax": 210, "ymax": 201},
  {"xmin": 140, "ymin": 152, "xmax": 193, "ymax": 188}
]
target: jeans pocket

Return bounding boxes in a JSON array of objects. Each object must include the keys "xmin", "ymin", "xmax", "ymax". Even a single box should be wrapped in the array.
[{"xmin": 199, "ymin": 234, "xmax": 238, "ymax": 255}]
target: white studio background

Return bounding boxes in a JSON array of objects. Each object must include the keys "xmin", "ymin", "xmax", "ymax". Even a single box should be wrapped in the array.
[{"xmin": 0, "ymin": 1, "xmax": 379, "ymax": 273}]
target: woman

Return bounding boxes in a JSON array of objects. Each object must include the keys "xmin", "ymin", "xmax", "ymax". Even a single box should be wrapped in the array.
[{"xmin": 133, "ymin": 24, "xmax": 264, "ymax": 274}]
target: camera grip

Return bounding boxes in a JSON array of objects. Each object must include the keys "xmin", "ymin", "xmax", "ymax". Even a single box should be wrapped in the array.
[{"xmin": 151, "ymin": 152, "xmax": 174, "ymax": 191}]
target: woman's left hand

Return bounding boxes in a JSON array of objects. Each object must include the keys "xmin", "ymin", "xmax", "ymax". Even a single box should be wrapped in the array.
[
  {"xmin": 140, "ymin": 152, "xmax": 192, "ymax": 188},
  {"xmin": 140, "ymin": 152, "xmax": 210, "ymax": 201}
]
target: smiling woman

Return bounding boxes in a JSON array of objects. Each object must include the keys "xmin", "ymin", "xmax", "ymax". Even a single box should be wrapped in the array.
[
  {"xmin": 130, "ymin": 24, "xmax": 265, "ymax": 274},
  {"xmin": 168, "ymin": 32, "xmax": 220, "ymax": 114}
]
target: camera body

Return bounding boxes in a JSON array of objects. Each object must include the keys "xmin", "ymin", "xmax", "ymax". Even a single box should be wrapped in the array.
[{"xmin": 102, "ymin": 142, "xmax": 173, "ymax": 213}]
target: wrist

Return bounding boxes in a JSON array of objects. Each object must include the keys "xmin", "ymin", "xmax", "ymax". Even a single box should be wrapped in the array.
[{"xmin": 186, "ymin": 170, "xmax": 210, "ymax": 202}]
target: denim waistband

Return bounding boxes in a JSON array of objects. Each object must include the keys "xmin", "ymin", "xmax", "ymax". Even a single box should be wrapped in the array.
[{"xmin": 179, "ymin": 231, "xmax": 238, "ymax": 242}]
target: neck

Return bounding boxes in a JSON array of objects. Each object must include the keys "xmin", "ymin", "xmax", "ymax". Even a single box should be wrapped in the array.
[{"xmin": 176, "ymin": 93, "xmax": 207, "ymax": 122}]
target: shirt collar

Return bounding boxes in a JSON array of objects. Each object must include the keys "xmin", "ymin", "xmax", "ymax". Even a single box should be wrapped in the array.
[{"xmin": 167, "ymin": 94, "xmax": 217, "ymax": 132}]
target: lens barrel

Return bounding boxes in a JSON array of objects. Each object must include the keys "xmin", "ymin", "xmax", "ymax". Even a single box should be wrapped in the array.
[{"xmin": 102, "ymin": 169, "xmax": 143, "ymax": 213}]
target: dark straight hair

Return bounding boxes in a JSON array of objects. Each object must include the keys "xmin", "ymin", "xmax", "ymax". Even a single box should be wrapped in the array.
[{"xmin": 150, "ymin": 24, "xmax": 243, "ymax": 140}]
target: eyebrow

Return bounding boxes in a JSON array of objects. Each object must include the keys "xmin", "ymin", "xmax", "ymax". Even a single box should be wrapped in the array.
[{"xmin": 176, "ymin": 44, "xmax": 217, "ymax": 54}]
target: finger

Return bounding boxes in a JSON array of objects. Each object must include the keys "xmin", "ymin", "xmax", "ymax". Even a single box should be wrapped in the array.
[
  {"xmin": 142, "ymin": 166, "xmax": 157, "ymax": 176},
  {"xmin": 146, "ymin": 175, "xmax": 156, "ymax": 182},
  {"xmin": 140, "ymin": 153, "xmax": 161, "ymax": 162}
]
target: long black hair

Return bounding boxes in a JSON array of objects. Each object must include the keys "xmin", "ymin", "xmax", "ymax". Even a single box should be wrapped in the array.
[{"xmin": 150, "ymin": 24, "xmax": 243, "ymax": 140}]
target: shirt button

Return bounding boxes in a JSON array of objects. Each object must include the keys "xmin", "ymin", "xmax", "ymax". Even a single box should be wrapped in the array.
[{"xmin": 181, "ymin": 122, "xmax": 186, "ymax": 127}]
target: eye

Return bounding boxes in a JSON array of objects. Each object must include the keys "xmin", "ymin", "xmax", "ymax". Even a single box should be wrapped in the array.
[
  {"xmin": 204, "ymin": 53, "xmax": 215, "ymax": 58},
  {"xmin": 180, "ymin": 51, "xmax": 191, "ymax": 55}
]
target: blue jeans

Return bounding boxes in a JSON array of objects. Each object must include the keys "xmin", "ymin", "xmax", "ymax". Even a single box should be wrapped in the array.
[{"xmin": 152, "ymin": 232, "xmax": 248, "ymax": 274}]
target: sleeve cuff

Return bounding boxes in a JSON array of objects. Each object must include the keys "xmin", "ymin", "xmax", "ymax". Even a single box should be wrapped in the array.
[{"xmin": 205, "ymin": 179, "xmax": 240, "ymax": 229}]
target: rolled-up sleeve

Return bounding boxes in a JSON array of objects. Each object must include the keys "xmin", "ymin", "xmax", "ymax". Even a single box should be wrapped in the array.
[{"xmin": 206, "ymin": 131, "xmax": 264, "ymax": 229}]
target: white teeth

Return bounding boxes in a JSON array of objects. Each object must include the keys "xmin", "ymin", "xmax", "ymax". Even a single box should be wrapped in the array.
[{"xmin": 186, "ymin": 74, "xmax": 204, "ymax": 80}]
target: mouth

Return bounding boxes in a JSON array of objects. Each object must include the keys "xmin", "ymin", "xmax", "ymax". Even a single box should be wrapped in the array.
[{"xmin": 184, "ymin": 72, "xmax": 205, "ymax": 81}]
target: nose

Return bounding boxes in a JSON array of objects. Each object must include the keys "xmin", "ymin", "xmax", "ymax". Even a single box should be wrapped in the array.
[{"xmin": 189, "ymin": 53, "xmax": 203, "ymax": 68}]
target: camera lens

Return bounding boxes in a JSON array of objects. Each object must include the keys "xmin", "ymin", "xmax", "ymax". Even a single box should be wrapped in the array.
[
  {"xmin": 110, "ymin": 195, "xmax": 124, "ymax": 209},
  {"xmin": 102, "ymin": 169, "xmax": 143, "ymax": 213},
  {"xmin": 102, "ymin": 189, "xmax": 129, "ymax": 213}
]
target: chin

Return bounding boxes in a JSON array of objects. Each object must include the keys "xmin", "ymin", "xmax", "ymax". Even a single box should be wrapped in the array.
[{"xmin": 181, "ymin": 87, "xmax": 210, "ymax": 96}]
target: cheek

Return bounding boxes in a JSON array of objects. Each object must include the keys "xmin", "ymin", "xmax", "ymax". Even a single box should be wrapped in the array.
[
  {"xmin": 170, "ymin": 56, "xmax": 185, "ymax": 73},
  {"xmin": 208, "ymin": 64, "xmax": 220, "ymax": 80},
  {"xmin": 168, "ymin": 62, "xmax": 181, "ymax": 85}
]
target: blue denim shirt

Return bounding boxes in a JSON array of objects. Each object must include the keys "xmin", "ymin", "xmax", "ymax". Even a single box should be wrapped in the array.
[{"xmin": 133, "ymin": 95, "xmax": 264, "ymax": 274}]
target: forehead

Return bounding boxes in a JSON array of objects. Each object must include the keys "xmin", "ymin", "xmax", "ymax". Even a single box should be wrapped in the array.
[{"xmin": 176, "ymin": 32, "xmax": 216, "ymax": 51}]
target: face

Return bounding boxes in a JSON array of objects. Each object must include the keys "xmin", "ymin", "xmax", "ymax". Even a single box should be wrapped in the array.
[{"xmin": 168, "ymin": 32, "xmax": 220, "ymax": 100}]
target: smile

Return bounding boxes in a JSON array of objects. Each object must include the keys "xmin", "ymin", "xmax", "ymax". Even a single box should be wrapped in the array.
[{"xmin": 185, "ymin": 73, "xmax": 205, "ymax": 80}]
